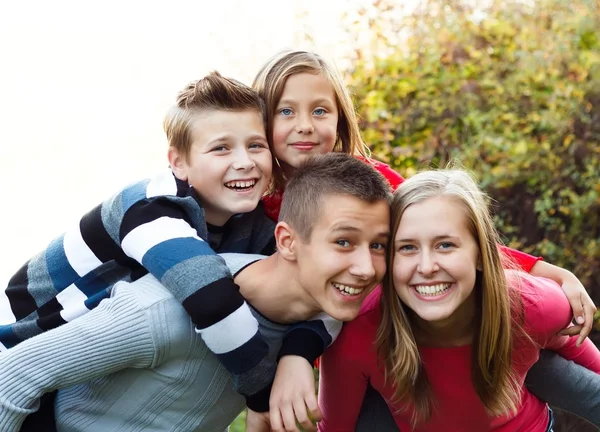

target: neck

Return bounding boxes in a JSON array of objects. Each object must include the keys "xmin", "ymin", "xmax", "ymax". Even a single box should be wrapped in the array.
[
  {"xmin": 235, "ymin": 254, "xmax": 321, "ymax": 323},
  {"xmin": 411, "ymin": 291, "xmax": 478, "ymax": 347}
]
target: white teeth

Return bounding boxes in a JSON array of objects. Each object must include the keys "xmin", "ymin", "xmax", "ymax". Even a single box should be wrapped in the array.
[
  {"xmin": 414, "ymin": 283, "xmax": 451, "ymax": 296},
  {"xmin": 332, "ymin": 283, "xmax": 364, "ymax": 296},
  {"xmin": 225, "ymin": 179, "xmax": 256, "ymax": 189}
]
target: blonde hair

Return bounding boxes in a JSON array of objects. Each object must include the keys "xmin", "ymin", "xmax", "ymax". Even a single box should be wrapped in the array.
[
  {"xmin": 377, "ymin": 169, "xmax": 522, "ymax": 426},
  {"xmin": 163, "ymin": 71, "xmax": 266, "ymax": 161},
  {"xmin": 252, "ymin": 50, "xmax": 370, "ymax": 190}
]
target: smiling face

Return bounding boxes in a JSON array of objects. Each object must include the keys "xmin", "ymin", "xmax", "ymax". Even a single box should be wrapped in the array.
[
  {"xmin": 271, "ymin": 72, "xmax": 339, "ymax": 175},
  {"xmin": 292, "ymin": 194, "xmax": 390, "ymax": 322},
  {"xmin": 392, "ymin": 195, "xmax": 480, "ymax": 326},
  {"xmin": 169, "ymin": 108, "xmax": 272, "ymax": 226}
]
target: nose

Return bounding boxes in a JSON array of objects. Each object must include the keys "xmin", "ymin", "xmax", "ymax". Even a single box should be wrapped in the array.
[
  {"xmin": 231, "ymin": 148, "xmax": 256, "ymax": 171},
  {"xmin": 294, "ymin": 112, "xmax": 314, "ymax": 134},
  {"xmin": 348, "ymin": 247, "xmax": 377, "ymax": 280},
  {"xmin": 417, "ymin": 250, "xmax": 439, "ymax": 275}
]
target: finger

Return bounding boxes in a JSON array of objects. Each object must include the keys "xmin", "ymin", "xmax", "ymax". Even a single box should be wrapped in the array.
[
  {"xmin": 293, "ymin": 398, "xmax": 316, "ymax": 432},
  {"xmin": 557, "ymin": 325, "xmax": 582, "ymax": 336},
  {"xmin": 305, "ymin": 393, "xmax": 322, "ymax": 422},
  {"xmin": 580, "ymin": 296, "xmax": 596, "ymax": 339},
  {"xmin": 270, "ymin": 407, "xmax": 285, "ymax": 432},
  {"xmin": 281, "ymin": 402, "xmax": 301, "ymax": 432}
]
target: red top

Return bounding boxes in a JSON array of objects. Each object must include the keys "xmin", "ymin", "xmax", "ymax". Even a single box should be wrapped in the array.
[
  {"xmin": 318, "ymin": 274, "xmax": 600, "ymax": 432},
  {"xmin": 262, "ymin": 157, "xmax": 541, "ymax": 272}
]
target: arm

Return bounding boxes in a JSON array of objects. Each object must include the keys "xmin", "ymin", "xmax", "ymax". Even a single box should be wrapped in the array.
[
  {"xmin": 318, "ymin": 328, "xmax": 370, "ymax": 432},
  {"xmin": 120, "ymin": 197, "xmax": 271, "ymax": 410},
  {"xmin": 0, "ymin": 282, "xmax": 157, "ymax": 432},
  {"xmin": 529, "ymin": 260, "xmax": 597, "ymax": 344}
]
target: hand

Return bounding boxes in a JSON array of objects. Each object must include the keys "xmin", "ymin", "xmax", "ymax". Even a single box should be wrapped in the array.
[
  {"xmin": 530, "ymin": 261, "xmax": 596, "ymax": 345},
  {"xmin": 269, "ymin": 355, "xmax": 321, "ymax": 432},
  {"xmin": 556, "ymin": 272, "xmax": 597, "ymax": 346},
  {"xmin": 246, "ymin": 408, "xmax": 271, "ymax": 432}
]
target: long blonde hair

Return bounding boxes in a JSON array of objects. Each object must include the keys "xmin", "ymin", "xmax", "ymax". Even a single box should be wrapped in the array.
[
  {"xmin": 377, "ymin": 169, "xmax": 522, "ymax": 426},
  {"xmin": 252, "ymin": 50, "xmax": 370, "ymax": 190}
]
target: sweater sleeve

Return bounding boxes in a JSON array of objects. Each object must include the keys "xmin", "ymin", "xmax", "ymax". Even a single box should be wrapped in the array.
[
  {"xmin": 119, "ymin": 198, "xmax": 273, "ymax": 410},
  {"xmin": 318, "ymin": 318, "xmax": 372, "ymax": 432},
  {"xmin": 0, "ymin": 283, "xmax": 157, "ymax": 432}
]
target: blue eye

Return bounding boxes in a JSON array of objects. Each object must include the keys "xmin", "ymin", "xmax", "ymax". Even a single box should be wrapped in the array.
[
  {"xmin": 249, "ymin": 143, "xmax": 266, "ymax": 149},
  {"xmin": 439, "ymin": 242, "xmax": 455, "ymax": 249},
  {"xmin": 211, "ymin": 146, "xmax": 227, "ymax": 152},
  {"xmin": 398, "ymin": 244, "xmax": 416, "ymax": 251},
  {"xmin": 313, "ymin": 108, "xmax": 326, "ymax": 116},
  {"xmin": 336, "ymin": 240, "xmax": 351, "ymax": 247},
  {"xmin": 371, "ymin": 243, "xmax": 387, "ymax": 251},
  {"xmin": 279, "ymin": 108, "xmax": 293, "ymax": 116}
]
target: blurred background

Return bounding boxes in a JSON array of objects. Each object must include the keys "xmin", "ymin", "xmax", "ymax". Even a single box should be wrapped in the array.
[{"xmin": 1, "ymin": 0, "xmax": 598, "ymax": 430}]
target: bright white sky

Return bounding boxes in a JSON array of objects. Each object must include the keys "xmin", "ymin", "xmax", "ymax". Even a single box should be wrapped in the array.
[{"xmin": 0, "ymin": 0, "xmax": 387, "ymax": 284}]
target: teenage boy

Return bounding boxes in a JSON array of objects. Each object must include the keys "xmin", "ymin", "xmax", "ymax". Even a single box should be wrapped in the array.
[
  {"xmin": 0, "ymin": 153, "xmax": 392, "ymax": 432},
  {"xmin": 0, "ymin": 72, "xmax": 328, "ymax": 416}
]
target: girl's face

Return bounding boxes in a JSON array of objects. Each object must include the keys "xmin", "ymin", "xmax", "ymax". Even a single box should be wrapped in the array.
[
  {"xmin": 272, "ymin": 72, "xmax": 338, "ymax": 175},
  {"xmin": 392, "ymin": 195, "xmax": 480, "ymax": 327}
]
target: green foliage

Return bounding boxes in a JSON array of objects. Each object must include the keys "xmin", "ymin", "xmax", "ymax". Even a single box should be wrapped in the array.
[{"xmin": 347, "ymin": 0, "xmax": 600, "ymax": 330}]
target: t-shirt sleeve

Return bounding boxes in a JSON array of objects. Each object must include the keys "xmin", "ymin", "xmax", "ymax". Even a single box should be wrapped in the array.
[
  {"xmin": 278, "ymin": 313, "xmax": 343, "ymax": 364},
  {"xmin": 499, "ymin": 245, "xmax": 543, "ymax": 272}
]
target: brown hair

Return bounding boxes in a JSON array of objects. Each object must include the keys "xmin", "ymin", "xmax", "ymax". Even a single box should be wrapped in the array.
[
  {"xmin": 377, "ymin": 169, "xmax": 522, "ymax": 426},
  {"xmin": 252, "ymin": 50, "xmax": 370, "ymax": 190},
  {"xmin": 163, "ymin": 71, "xmax": 266, "ymax": 161},
  {"xmin": 280, "ymin": 153, "xmax": 390, "ymax": 241}
]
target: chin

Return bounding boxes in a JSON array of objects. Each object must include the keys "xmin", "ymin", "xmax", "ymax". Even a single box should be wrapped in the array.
[{"xmin": 327, "ymin": 308, "xmax": 361, "ymax": 323}]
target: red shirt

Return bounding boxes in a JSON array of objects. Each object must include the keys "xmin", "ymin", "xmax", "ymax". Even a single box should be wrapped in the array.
[
  {"xmin": 318, "ymin": 274, "xmax": 600, "ymax": 432},
  {"xmin": 262, "ymin": 157, "xmax": 541, "ymax": 272}
]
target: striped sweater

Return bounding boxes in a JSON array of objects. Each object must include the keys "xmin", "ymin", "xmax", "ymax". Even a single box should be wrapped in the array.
[{"xmin": 0, "ymin": 170, "xmax": 331, "ymax": 411}]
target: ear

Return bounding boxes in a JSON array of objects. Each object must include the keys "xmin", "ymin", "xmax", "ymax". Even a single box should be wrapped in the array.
[
  {"xmin": 168, "ymin": 147, "xmax": 188, "ymax": 181},
  {"xmin": 275, "ymin": 222, "xmax": 298, "ymax": 262}
]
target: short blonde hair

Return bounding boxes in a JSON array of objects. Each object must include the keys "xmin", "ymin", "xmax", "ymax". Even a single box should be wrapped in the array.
[
  {"xmin": 164, "ymin": 71, "xmax": 266, "ymax": 161},
  {"xmin": 252, "ymin": 50, "xmax": 369, "ymax": 189},
  {"xmin": 377, "ymin": 169, "xmax": 522, "ymax": 426}
]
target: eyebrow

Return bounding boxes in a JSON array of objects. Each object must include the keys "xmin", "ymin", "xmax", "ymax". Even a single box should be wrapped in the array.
[
  {"xmin": 395, "ymin": 235, "xmax": 461, "ymax": 243},
  {"xmin": 331, "ymin": 225, "xmax": 390, "ymax": 238},
  {"xmin": 207, "ymin": 134, "xmax": 267, "ymax": 145},
  {"xmin": 278, "ymin": 98, "xmax": 335, "ymax": 107}
]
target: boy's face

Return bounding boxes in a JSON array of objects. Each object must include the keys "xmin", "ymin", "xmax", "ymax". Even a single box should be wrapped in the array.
[
  {"xmin": 170, "ymin": 109, "xmax": 272, "ymax": 226},
  {"xmin": 292, "ymin": 194, "xmax": 390, "ymax": 322}
]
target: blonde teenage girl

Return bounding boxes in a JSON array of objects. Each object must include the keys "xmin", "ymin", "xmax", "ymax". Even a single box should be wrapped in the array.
[{"xmin": 318, "ymin": 169, "xmax": 600, "ymax": 431}]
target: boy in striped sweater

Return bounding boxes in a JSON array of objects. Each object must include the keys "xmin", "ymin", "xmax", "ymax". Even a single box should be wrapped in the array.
[
  {"xmin": 0, "ymin": 72, "xmax": 333, "ymax": 416},
  {"xmin": 0, "ymin": 153, "xmax": 392, "ymax": 432}
]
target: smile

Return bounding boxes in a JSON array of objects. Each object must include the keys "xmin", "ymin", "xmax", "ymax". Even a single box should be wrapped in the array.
[
  {"xmin": 290, "ymin": 142, "xmax": 318, "ymax": 151},
  {"xmin": 332, "ymin": 282, "xmax": 364, "ymax": 296},
  {"xmin": 413, "ymin": 283, "xmax": 452, "ymax": 296},
  {"xmin": 224, "ymin": 179, "xmax": 257, "ymax": 191}
]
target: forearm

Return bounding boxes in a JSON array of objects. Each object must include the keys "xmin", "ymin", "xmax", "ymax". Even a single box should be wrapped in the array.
[
  {"xmin": 529, "ymin": 260, "xmax": 573, "ymax": 284},
  {"xmin": 0, "ymin": 289, "xmax": 156, "ymax": 431}
]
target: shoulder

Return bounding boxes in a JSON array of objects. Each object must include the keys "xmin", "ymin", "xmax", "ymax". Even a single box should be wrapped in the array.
[
  {"xmin": 354, "ymin": 156, "xmax": 404, "ymax": 191},
  {"xmin": 506, "ymin": 270, "xmax": 571, "ymax": 336}
]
